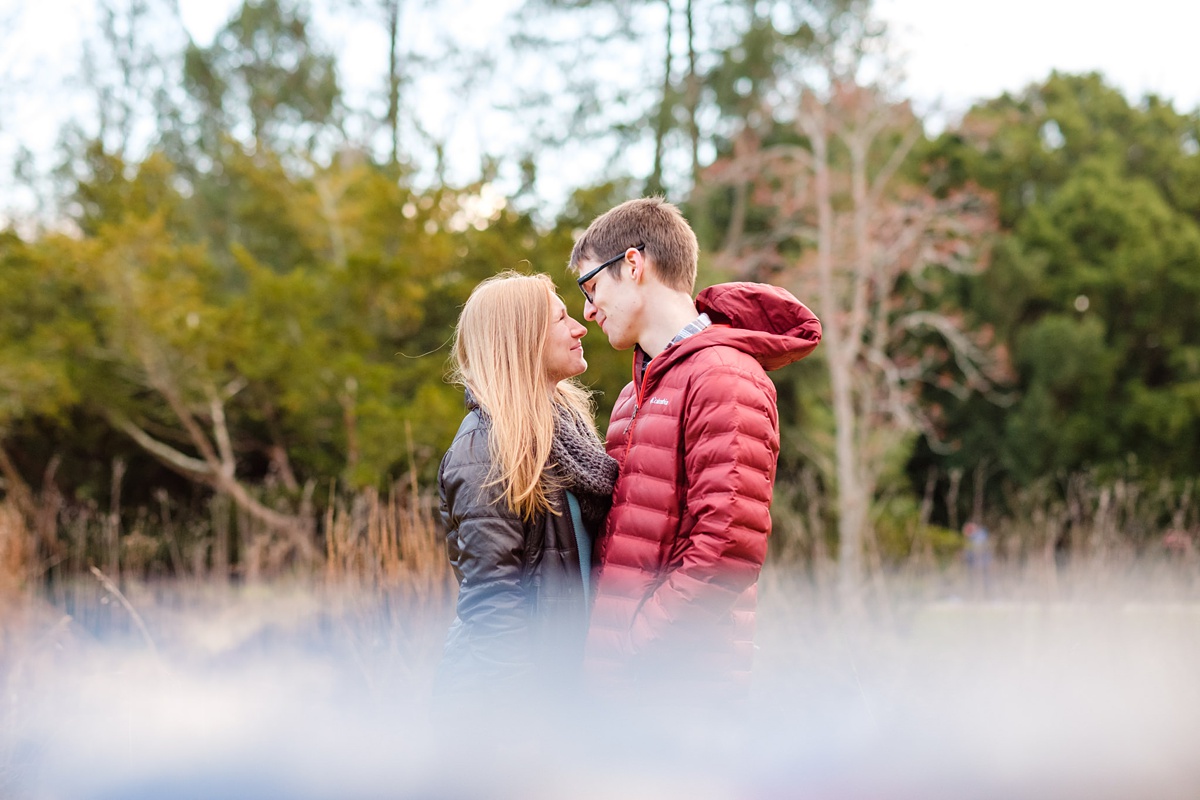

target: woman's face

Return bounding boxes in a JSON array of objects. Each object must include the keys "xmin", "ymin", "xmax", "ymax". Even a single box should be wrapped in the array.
[{"xmin": 543, "ymin": 292, "xmax": 588, "ymax": 387}]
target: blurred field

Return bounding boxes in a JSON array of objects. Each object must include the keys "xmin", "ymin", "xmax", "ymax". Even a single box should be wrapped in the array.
[{"xmin": 3, "ymin": 558, "xmax": 1199, "ymax": 799}]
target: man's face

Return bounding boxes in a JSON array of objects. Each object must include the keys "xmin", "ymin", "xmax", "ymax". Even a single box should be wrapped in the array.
[{"xmin": 577, "ymin": 248, "xmax": 642, "ymax": 351}]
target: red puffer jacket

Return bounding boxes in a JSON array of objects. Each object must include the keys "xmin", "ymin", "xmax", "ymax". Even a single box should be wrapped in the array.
[{"xmin": 585, "ymin": 282, "xmax": 821, "ymax": 692}]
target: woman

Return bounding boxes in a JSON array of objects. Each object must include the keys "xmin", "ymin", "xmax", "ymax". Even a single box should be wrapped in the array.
[{"xmin": 435, "ymin": 271, "xmax": 617, "ymax": 702}]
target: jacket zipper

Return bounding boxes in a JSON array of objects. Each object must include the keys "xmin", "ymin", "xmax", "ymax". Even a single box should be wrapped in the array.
[{"xmin": 623, "ymin": 350, "xmax": 650, "ymax": 460}]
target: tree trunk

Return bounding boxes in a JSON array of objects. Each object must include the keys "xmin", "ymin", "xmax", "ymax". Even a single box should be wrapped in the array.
[
  {"xmin": 0, "ymin": 445, "xmax": 36, "ymax": 522},
  {"xmin": 806, "ymin": 101, "xmax": 867, "ymax": 604},
  {"xmin": 684, "ymin": 0, "xmax": 700, "ymax": 184},
  {"xmin": 385, "ymin": 0, "xmax": 402, "ymax": 166},
  {"xmin": 648, "ymin": 0, "xmax": 674, "ymax": 196},
  {"xmin": 832, "ymin": 347, "xmax": 867, "ymax": 604}
]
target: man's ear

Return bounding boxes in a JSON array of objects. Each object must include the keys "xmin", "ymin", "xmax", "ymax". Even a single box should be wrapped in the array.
[{"xmin": 627, "ymin": 247, "xmax": 646, "ymax": 282}]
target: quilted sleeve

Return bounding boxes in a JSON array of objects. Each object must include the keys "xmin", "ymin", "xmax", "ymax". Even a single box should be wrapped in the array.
[{"xmin": 439, "ymin": 432, "xmax": 534, "ymax": 680}]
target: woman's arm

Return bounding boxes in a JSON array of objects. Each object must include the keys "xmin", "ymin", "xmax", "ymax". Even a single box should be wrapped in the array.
[{"xmin": 440, "ymin": 432, "xmax": 534, "ymax": 680}]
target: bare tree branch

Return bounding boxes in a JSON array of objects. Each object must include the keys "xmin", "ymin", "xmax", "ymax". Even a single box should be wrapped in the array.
[
  {"xmin": 710, "ymin": 74, "xmax": 1005, "ymax": 596},
  {"xmin": 106, "ymin": 410, "xmax": 211, "ymax": 477}
]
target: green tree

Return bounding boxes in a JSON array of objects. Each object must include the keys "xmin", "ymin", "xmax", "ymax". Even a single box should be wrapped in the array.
[
  {"xmin": 921, "ymin": 73, "xmax": 1200, "ymax": 491},
  {"xmin": 0, "ymin": 232, "xmax": 90, "ymax": 518},
  {"xmin": 183, "ymin": 0, "xmax": 340, "ymax": 154}
]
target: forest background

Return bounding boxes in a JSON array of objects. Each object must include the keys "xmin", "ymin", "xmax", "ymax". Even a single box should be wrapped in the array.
[{"xmin": 2, "ymin": 0, "xmax": 1200, "ymax": 597}]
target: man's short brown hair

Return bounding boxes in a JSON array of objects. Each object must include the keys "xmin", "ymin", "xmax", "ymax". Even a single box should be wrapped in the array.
[{"xmin": 569, "ymin": 197, "xmax": 699, "ymax": 294}]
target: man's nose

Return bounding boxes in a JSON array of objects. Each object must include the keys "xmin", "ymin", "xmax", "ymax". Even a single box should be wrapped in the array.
[{"xmin": 583, "ymin": 299, "xmax": 597, "ymax": 321}]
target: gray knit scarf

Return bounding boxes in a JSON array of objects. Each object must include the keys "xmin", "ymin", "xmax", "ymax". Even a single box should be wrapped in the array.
[{"xmin": 549, "ymin": 407, "xmax": 618, "ymax": 521}]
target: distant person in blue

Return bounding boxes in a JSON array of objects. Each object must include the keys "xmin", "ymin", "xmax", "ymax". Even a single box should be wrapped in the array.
[{"xmin": 963, "ymin": 521, "xmax": 992, "ymax": 596}]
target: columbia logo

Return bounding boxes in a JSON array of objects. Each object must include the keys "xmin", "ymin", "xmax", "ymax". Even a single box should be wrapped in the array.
[{"xmin": 649, "ymin": 397, "xmax": 670, "ymax": 406}]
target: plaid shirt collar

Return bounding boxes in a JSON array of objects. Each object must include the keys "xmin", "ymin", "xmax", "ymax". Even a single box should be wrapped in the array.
[
  {"xmin": 636, "ymin": 312, "xmax": 712, "ymax": 382},
  {"xmin": 670, "ymin": 312, "xmax": 712, "ymax": 346}
]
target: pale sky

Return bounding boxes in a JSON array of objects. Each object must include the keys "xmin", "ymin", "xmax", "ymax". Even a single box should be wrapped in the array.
[
  {"xmin": 876, "ymin": 0, "xmax": 1200, "ymax": 123},
  {"xmin": 172, "ymin": 0, "xmax": 1200, "ymax": 128},
  {"xmin": 2, "ymin": 0, "xmax": 1198, "ymax": 224}
]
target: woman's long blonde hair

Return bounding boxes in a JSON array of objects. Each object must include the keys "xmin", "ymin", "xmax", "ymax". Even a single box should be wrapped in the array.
[{"xmin": 451, "ymin": 271, "xmax": 599, "ymax": 520}]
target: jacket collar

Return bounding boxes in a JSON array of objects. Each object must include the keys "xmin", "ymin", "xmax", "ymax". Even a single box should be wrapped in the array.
[
  {"xmin": 463, "ymin": 387, "xmax": 484, "ymax": 415},
  {"xmin": 635, "ymin": 282, "xmax": 822, "ymax": 393}
]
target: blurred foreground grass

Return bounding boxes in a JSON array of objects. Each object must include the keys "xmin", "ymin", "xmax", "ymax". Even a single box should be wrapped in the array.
[{"xmin": 1, "ymin": 558, "xmax": 1198, "ymax": 799}]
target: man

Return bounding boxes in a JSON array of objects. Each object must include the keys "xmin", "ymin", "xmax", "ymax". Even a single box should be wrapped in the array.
[{"xmin": 570, "ymin": 197, "xmax": 822, "ymax": 695}]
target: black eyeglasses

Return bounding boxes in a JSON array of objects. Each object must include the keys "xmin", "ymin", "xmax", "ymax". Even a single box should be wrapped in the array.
[{"xmin": 576, "ymin": 244, "xmax": 644, "ymax": 303}]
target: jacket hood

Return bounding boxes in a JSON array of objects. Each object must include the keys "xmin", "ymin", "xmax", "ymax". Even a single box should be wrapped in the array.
[{"xmin": 687, "ymin": 282, "xmax": 822, "ymax": 371}]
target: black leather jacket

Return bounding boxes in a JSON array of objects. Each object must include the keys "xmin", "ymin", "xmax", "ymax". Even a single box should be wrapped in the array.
[{"xmin": 434, "ymin": 406, "xmax": 604, "ymax": 700}]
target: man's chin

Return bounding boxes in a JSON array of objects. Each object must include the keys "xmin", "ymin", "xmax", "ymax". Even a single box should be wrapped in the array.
[{"xmin": 599, "ymin": 328, "xmax": 626, "ymax": 350}]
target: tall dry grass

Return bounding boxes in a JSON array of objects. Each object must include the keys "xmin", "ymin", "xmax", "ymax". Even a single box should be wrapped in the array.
[
  {"xmin": 323, "ymin": 483, "xmax": 456, "ymax": 603},
  {"xmin": 0, "ymin": 501, "xmax": 31, "ymax": 601},
  {"xmin": 2, "ymin": 465, "xmax": 1195, "ymax": 609},
  {"xmin": 766, "ymin": 468, "xmax": 1200, "ymax": 613},
  {"xmin": 0, "ymin": 474, "xmax": 454, "ymax": 595}
]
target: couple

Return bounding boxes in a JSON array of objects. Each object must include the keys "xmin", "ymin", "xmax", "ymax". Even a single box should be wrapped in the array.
[{"xmin": 435, "ymin": 198, "xmax": 822, "ymax": 706}]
